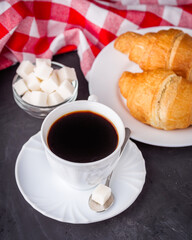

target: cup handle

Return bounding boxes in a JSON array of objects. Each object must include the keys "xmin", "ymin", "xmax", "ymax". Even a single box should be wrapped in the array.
[{"xmin": 88, "ymin": 94, "xmax": 98, "ymax": 102}]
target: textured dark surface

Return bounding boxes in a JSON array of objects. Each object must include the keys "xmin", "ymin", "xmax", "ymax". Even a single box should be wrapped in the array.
[{"xmin": 0, "ymin": 52, "xmax": 192, "ymax": 240}]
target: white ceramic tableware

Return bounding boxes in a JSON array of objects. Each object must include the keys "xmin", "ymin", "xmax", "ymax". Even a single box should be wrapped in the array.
[
  {"xmin": 41, "ymin": 100, "xmax": 125, "ymax": 190},
  {"xmin": 15, "ymin": 132, "xmax": 146, "ymax": 223}
]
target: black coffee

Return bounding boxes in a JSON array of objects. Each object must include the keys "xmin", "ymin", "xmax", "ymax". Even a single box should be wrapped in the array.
[{"xmin": 47, "ymin": 111, "xmax": 118, "ymax": 163}]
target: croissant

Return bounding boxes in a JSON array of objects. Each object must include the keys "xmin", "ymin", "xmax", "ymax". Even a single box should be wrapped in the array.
[
  {"xmin": 114, "ymin": 29, "xmax": 192, "ymax": 82},
  {"xmin": 119, "ymin": 69, "xmax": 192, "ymax": 130}
]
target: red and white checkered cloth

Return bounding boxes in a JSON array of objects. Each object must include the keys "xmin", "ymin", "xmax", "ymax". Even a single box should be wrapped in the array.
[{"xmin": 1, "ymin": 0, "xmax": 192, "ymax": 79}]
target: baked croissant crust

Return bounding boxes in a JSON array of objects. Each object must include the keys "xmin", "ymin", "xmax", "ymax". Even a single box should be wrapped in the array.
[
  {"xmin": 119, "ymin": 69, "xmax": 192, "ymax": 130},
  {"xmin": 114, "ymin": 29, "xmax": 192, "ymax": 82}
]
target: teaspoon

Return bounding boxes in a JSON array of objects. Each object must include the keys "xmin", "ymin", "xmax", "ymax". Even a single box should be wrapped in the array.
[{"xmin": 88, "ymin": 127, "xmax": 131, "ymax": 212}]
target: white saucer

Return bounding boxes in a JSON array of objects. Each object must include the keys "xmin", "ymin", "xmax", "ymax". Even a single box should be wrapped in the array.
[{"xmin": 15, "ymin": 132, "xmax": 146, "ymax": 224}]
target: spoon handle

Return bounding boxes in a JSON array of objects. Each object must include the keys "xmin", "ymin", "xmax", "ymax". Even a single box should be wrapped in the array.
[
  {"xmin": 121, "ymin": 127, "xmax": 131, "ymax": 153},
  {"xmin": 105, "ymin": 172, "xmax": 113, "ymax": 187},
  {"xmin": 105, "ymin": 128, "xmax": 131, "ymax": 188}
]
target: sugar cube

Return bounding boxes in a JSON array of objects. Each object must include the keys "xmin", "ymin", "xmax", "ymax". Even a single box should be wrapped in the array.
[
  {"xmin": 57, "ymin": 66, "xmax": 77, "ymax": 83},
  {"xmin": 26, "ymin": 72, "xmax": 41, "ymax": 91},
  {"xmin": 16, "ymin": 60, "xmax": 34, "ymax": 80},
  {"xmin": 34, "ymin": 62, "xmax": 53, "ymax": 81},
  {"xmin": 36, "ymin": 58, "xmax": 51, "ymax": 67},
  {"xmin": 16, "ymin": 59, "xmax": 77, "ymax": 108},
  {"xmin": 30, "ymin": 91, "xmax": 48, "ymax": 106},
  {"xmin": 22, "ymin": 91, "xmax": 32, "ymax": 104},
  {"xmin": 40, "ymin": 71, "xmax": 59, "ymax": 93},
  {"xmin": 13, "ymin": 79, "xmax": 28, "ymax": 96},
  {"xmin": 57, "ymin": 80, "xmax": 75, "ymax": 100},
  {"xmin": 91, "ymin": 184, "xmax": 111, "ymax": 205},
  {"xmin": 47, "ymin": 91, "xmax": 64, "ymax": 106}
]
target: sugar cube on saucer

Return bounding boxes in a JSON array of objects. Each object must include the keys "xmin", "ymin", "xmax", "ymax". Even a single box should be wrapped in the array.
[
  {"xmin": 57, "ymin": 66, "xmax": 77, "ymax": 83},
  {"xmin": 47, "ymin": 91, "xmax": 64, "ymax": 106},
  {"xmin": 13, "ymin": 79, "xmax": 28, "ymax": 96},
  {"xmin": 91, "ymin": 184, "xmax": 111, "ymax": 205},
  {"xmin": 57, "ymin": 80, "xmax": 74, "ymax": 100},
  {"xmin": 16, "ymin": 60, "xmax": 34, "ymax": 80}
]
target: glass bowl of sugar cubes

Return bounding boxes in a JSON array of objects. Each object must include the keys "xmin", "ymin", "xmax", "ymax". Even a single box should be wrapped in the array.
[{"xmin": 12, "ymin": 58, "xmax": 78, "ymax": 118}]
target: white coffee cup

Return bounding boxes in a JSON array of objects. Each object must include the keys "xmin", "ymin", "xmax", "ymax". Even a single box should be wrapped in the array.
[{"xmin": 41, "ymin": 99, "xmax": 125, "ymax": 190}]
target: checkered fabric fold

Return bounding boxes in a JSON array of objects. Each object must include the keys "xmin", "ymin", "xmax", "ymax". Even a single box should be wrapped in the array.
[{"xmin": 1, "ymin": 0, "xmax": 192, "ymax": 78}]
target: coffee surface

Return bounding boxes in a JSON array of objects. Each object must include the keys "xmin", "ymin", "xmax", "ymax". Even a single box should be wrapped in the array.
[{"xmin": 47, "ymin": 111, "xmax": 118, "ymax": 163}]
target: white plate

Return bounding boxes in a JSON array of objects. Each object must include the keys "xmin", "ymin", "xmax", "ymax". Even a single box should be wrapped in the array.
[
  {"xmin": 15, "ymin": 132, "xmax": 146, "ymax": 224},
  {"xmin": 88, "ymin": 26, "xmax": 192, "ymax": 147}
]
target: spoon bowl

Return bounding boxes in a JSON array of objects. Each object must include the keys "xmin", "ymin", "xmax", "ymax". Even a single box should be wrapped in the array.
[{"xmin": 89, "ymin": 193, "xmax": 114, "ymax": 212}]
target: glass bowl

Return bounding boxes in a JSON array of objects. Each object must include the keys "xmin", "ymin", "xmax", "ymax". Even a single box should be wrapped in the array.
[{"xmin": 12, "ymin": 61, "xmax": 78, "ymax": 119}]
